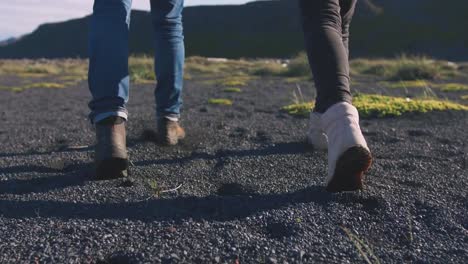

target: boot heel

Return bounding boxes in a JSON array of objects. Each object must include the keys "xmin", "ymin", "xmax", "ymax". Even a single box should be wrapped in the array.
[
  {"xmin": 95, "ymin": 158, "xmax": 129, "ymax": 180},
  {"xmin": 326, "ymin": 146, "xmax": 372, "ymax": 192}
]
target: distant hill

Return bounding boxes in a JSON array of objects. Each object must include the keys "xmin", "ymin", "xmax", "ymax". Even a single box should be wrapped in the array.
[
  {"xmin": 0, "ymin": 0, "xmax": 467, "ymax": 60},
  {"xmin": 0, "ymin": 37, "xmax": 18, "ymax": 47}
]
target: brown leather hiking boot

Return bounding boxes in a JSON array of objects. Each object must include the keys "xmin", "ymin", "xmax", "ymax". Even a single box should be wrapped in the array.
[
  {"xmin": 157, "ymin": 118, "xmax": 186, "ymax": 145},
  {"xmin": 95, "ymin": 116, "xmax": 128, "ymax": 179}
]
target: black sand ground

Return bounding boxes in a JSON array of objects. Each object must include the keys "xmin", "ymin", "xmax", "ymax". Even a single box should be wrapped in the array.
[{"xmin": 0, "ymin": 75, "xmax": 467, "ymax": 263}]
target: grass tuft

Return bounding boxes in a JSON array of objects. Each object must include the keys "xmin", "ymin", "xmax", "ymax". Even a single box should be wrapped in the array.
[
  {"xmin": 390, "ymin": 56, "xmax": 441, "ymax": 80},
  {"xmin": 341, "ymin": 226, "xmax": 381, "ymax": 264},
  {"xmin": 251, "ymin": 61, "xmax": 287, "ymax": 76},
  {"xmin": 380, "ymin": 80, "xmax": 430, "ymax": 89},
  {"xmin": 0, "ymin": 59, "xmax": 87, "ymax": 77},
  {"xmin": 250, "ymin": 53, "xmax": 311, "ymax": 78},
  {"xmin": 147, "ymin": 179, "xmax": 161, "ymax": 198},
  {"xmin": 379, "ymin": 81, "xmax": 468, "ymax": 92},
  {"xmin": 351, "ymin": 55, "xmax": 457, "ymax": 81},
  {"xmin": 282, "ymin": 94, "xmax": 468, "ymax": 118},
  {"xmin": 284, "ymin": 52, "xmax": 311, "ymax": 77},
  {"xmin": 284, "ymin": 77, "xmax": 310, "ymax": 83},
  {"xmin": 208, "ymin": 98, "xmax": 233, "ymax": 105},
  {"xmin": 185, "ymin": 56, "xmax": 253, "ymax": 77},
  {"xmin": 436, "ymin": 83, "xmax": 468, "ymax": 92},
  {"xmin": 129, "ymin": 56, "xmax": 156, "ymax": 84},
  {"xmin": 24, "ymin": 65, "xmax": 59, "ymax": 74}
]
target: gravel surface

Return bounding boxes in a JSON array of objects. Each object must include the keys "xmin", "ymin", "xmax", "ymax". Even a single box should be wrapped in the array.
[{"xmin": 0, "ymin": 76, "xmax": 467, "ymax": 263}]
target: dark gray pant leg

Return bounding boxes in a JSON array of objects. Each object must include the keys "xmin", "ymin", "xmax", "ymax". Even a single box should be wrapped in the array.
[
  {"xmin": 340, "ymin": 0, "xmax": 357, "ymax": 54},
  {"xmin": 299, "ymin": 0, "xmax": 357, "ymax": 113}
]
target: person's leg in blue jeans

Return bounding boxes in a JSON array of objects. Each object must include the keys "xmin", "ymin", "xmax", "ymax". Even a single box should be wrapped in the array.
[
  {"xmin": 88, "ymin": 0, "xmax": 186, "ymax": 179},
  {"xmin": 150, "ymin": 0, "xmax": 186, "ymax": 145},
  {"xmin": 88, "ymin": 0, "xmax": 132, "ymax": 123},
  {"xmin": 300, "ymin": 0, "xmax": 373, "ymax": 192},
  {"xmin": 88, "ymin": 0, "xmax": 132, "ymax": 179}
]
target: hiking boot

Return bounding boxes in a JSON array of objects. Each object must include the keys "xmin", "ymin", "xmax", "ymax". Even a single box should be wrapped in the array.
[
  {"xmin": 157, "ymin": 118, "xmax": 186, "ymax": 145},
  {"xmin": 95, "ymin": 116, "xmax": 128, "ymax": 179},
  {"xmin": 321, "ymin": 102, "xmax": 372, "ymax": 192},
  {"xmin": 307, "ymin": 112, "xmax": 328, "ymax": 150}
]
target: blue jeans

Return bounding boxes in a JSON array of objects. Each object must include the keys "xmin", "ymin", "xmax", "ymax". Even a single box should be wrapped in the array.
[{"xmin": 88, "ymin": 0, "xmax": 185, "ymax": 123}]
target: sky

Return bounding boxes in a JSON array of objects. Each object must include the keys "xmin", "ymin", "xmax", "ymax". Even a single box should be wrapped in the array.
[{"xmin": 0, "ymin": 0, "xmax": 252, "ymax": 40}]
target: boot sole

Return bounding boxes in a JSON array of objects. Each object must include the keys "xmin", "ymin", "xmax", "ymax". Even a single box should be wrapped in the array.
[
  {"xmin": 326, "ymin": 146, "xmax": 372, "ymax": 193},
  {"xmin": 95, "ymin": 158, "xmax": 129, "ymax": 180}
]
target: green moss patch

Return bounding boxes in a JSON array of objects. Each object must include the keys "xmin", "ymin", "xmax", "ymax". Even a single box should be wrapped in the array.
[
  {"xmin": 16, "ymin": 73, "xmax": 50, "ymax": 78},
  {"xmin": 219, "ymin": 77, "xmax": 250, "ymax": 87},
  {"xmin": 59, "ymin": 75, "xmax": 86, "ymax": 82},
  {"xmin": 282, "ymin": 102, "xmax": 313, "ymax": 117},
  {"xmin": 24, "ymin": 82, "xmax": 65, "ymax": 89},
  {"xmin": 223, "ymin": 87, "xmax": 242, "ymax": 93},
  {"xmin": 0, "ymin": 82, "xmax": 66, "ymax": 92},
  {"xmin": 208, "ymin": 98, "xmax": 233, "ymax": 105},
  {"xmin": 282, "ymin": 94, "xmax": 468, "ymax": 118},
  {"xmin": 0, "ymin": 86, "xmax": 25, "ymax": 92},
  {"xmin": 202, "ymin": 76, "xmax": 253, "ymax": 87},
  {"xmin": 12, "ymin": 87, "xmax": 24, "ymax": 93},
  {"xmin": 355, "ymin": 94, "xmax": 468, "ymax": 117},
  {"xmin": 284, "ymin": 77, "xmax": 311, "ymax": 83}
]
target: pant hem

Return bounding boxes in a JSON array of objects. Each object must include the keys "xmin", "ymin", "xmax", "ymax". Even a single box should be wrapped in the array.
[{"xmin": 93, "ymin": 111, "xmax": 128, "ymax": 124}]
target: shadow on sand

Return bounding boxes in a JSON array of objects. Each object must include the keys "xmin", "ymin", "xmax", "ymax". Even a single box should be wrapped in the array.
[
  {"xmin": 0, "ymin": 141, "xmax": 383, "ymax": 222},
  {"xmin": 0, "ymin": 185, "xmax": 383, "ymax": 222}
]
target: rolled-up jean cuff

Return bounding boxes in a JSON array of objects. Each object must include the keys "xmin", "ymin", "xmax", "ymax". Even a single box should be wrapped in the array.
[
  {"xmin": 157, "ymin": 113, "xmax": 180, "ymax": 122},
  {"xmin": 93, "ymin": 111, "xmax": 128, "ymax": 124}
]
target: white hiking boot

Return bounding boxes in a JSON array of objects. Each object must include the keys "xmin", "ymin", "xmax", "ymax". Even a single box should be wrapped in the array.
[
  {"xmin": 307, "ymin": 112, "xmax": 328, "ymax": 150},
  {"xmin": 321, "ymin": 102, "xmax": 372, "ymax": 192}
]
